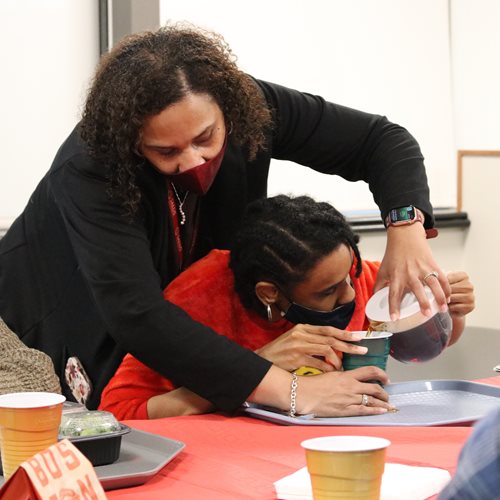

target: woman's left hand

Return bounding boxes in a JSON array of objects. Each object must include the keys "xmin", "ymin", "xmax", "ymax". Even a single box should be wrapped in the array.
[
  {"xmin": 447, "ymin": 271, "xmax": 475, "ymax": 318},
  {"xmin": 445, "ymin": 271, "xmax": 475, "ymax": 346},
  {"xmin": 374, "ymin": 223, "xmax": 451, "ymax": 320},
  {"xmin": 255, "ymin": 324, "xmax": 366, "ymax": 372}
]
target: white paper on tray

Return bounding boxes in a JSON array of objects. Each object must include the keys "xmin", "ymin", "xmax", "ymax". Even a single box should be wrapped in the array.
[{"xmin": 274, "ymin": 463, "xmax": 451, "ymax": 500}]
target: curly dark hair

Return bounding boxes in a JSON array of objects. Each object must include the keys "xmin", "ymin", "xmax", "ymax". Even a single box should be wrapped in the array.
[
  {"xmin": 229, "ymin": 195, "xmax": 362, "ymax": 316},
  {"xmin": 79, "ymin": 22, "xmax": 272, "ymax": 215}
]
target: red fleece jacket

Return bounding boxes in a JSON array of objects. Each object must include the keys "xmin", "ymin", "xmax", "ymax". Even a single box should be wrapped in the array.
[{"xmin": 99, "ymin": 249, "xmax": 380, "ymax": 419}]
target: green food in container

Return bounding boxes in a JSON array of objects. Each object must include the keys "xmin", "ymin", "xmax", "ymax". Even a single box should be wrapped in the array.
[
  {"xmin": 59, "ymin": 409, "xmax": 130, "ymax": 466},
  {"xmin": 59, "ymin": 410, "xmax": 121, "ymax": 438}
]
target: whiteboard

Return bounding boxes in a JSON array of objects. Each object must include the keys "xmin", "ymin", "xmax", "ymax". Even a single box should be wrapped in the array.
[{"xmin": 160, "ymin": 0, "xmax": 456, "ymax": 212}]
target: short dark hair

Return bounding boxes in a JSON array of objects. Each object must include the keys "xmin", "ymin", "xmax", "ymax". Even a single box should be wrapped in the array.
[
  {"xmin": 80, "ymin": 22, "xmax": 272, "ymax": 215},
  {"xmin": 229, "ymin": 195, "xmax": 362, "ymax": 314}
]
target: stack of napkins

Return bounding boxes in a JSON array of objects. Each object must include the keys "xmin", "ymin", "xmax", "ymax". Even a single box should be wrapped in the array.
[{"xmin": 274, "ymin": 463, "xmax": 451, "ymax": 500}]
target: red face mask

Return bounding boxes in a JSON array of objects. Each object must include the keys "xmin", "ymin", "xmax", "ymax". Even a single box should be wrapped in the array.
[{"xmin": 171, "ymin": 137, "xmax": 227, "ymax": 195}]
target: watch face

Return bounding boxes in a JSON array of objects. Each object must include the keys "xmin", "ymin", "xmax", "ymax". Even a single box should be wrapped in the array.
[{"xmin": 390, "ymin": 206, "xmax": 415, "ymax": 223}]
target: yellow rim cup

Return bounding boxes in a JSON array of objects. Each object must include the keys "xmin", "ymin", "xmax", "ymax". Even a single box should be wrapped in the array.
[
  {"xmin": 0, "ymin": 392, "xmax": 66, "ymax": 481},
  {"xmin": 301, "ymin": 436, "xmax": 391, "ymax": 500}
]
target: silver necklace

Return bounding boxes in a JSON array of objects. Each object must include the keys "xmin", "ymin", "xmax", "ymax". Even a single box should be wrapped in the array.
[{"xmin": 171, "ymin": 183, "xmax": 188, "ymax": 225}]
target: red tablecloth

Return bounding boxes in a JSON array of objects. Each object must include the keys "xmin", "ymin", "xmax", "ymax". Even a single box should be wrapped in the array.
[{"xmin": 107, "ymin": 376, "xmax": 500, "ymax": 500}]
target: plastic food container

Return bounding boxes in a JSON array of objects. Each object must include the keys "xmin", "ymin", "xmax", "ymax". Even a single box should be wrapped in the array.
[
  {"xmin": 59, "ymin": 410, "xmax": 130, "ymax": 466},
  {"xmin": 365, "ymin": 285, "xmax": 452, "ymax": 363},
  {"xmin": 62, "ymin": 401, "xmax": 87, "ymax": 414}
]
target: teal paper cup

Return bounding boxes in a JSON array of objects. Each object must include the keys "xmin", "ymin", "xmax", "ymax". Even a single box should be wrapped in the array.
[{"xmin": 342, "ymin": 331, "xmax": 392, "ymax": 372}]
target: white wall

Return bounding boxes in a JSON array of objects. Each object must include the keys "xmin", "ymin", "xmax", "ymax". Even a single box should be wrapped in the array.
[
  {"xmin": 451, "ymin": 0, "xmax": 500, "ymax": 149},
  {"xmin": 461, "ymin": 154, "xmax": 500, "ymax": 328},
  {"xmin": 2, "ymin": 1, "xmax": 499, "ymax": 219},
  {"xmin": 0, "ymin": 0, "xmax": 99, "ymax": 220},
  {"xmin": 448, "ymin": 0, "xmax": 500, "ymax": 329},
  {"xmin": 159, "ymin": 0, "xmax": 455, "ymax": 212}
]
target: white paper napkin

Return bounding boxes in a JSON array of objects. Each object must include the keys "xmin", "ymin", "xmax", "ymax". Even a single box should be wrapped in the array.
[{"xmin": 274, "ymin": 463, "xmax": 451, "ymax": 500}]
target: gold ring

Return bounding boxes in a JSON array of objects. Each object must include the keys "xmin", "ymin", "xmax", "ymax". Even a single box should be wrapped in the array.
[
  {"xmin": 361, "ymin": 394, "xmax": 369, "ymax": 406},
  {"xmin": 422, "ymin": 271, "xmax": 439, "ymax": 283}
]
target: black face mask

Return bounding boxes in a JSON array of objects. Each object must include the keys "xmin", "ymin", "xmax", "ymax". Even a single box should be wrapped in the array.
[{"xmin": 283, "ymin": 299, "xmax": 356, "ymax": 330}]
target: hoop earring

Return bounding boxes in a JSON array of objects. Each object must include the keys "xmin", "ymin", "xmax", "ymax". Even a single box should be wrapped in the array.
[{"xmin": 266, "ymin": 304, "xmax": 273, "ymax": 322}]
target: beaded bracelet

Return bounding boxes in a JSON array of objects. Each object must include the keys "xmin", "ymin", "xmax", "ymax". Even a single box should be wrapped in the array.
[{"xmin": 289, "ymin": 373, "xmax": 298, "ymax": 417}]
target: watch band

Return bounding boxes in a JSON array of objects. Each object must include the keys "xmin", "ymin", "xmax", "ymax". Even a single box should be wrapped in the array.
[
  {"xmin": 413, "ymin": 208, "xmax": 439, "ymax": 239},
  {"xmin": 424, "ymin": 227, "xmax": 439, "ymax": 239},
  {"xmin": 413, "ymin": 208, "xmax": 425, "ymax": 225}
]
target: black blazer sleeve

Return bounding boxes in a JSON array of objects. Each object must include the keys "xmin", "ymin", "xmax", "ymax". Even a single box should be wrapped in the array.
[
  {"xmin": 48, "ymin": 152, "xmax": 271, "ymax": 412},
  {"xmin": 257, "ymin": 79, "xmax": 434, "ymax": 226}
]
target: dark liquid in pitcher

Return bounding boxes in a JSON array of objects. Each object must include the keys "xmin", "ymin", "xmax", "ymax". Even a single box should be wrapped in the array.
[{"xmin": 390, "ymin": 312, "xmax": 452, "ymax": 363}]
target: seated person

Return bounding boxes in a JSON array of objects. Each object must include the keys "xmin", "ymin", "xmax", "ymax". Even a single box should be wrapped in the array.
[
  {"xmin": 438, "ymin": 405, "xmax": 500, "ymax": 499},
  {"xmin": 99, "ymin": 195, "xmax": 474, "ymax": 419},
  {"xmin": 0, "ymin": 317, "xmax": 61, "ymax": 395}
]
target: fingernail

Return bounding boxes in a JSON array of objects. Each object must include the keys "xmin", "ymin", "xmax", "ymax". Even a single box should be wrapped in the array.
[
  {"xmin": 447, "ymin": 296, "xmax": 451, "ymax": 303},
  {"xmin": 351, "ymin": 333, "xmax": 363, "ymax": 341},
  {"xmin": 357, "ymin": 346, "xmax": 368, "ymax": 354},
  {"xmin": 377, "ymin": 408, "xmax": 388, "ymax": 413},
  {"xmin": 423, "ymin": 308, "xmax": 432, "ymax": 317},
  {"xmin": 440, "ymin": 304, "xmax": 449, "ymax": 312},
  {"xmin": 390, "ymin": 313, "xmax": 398, "ymax": 321}
]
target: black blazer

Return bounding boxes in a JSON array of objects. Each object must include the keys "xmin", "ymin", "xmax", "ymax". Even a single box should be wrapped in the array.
[{"xmin": 0, "ymin": 79, "xmax": 432, "ymax": 410}]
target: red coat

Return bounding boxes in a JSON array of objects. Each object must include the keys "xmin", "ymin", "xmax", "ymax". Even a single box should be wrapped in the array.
[{"xmin": 99, "ymin": 250, "xmax": 380, "ymax": 419}]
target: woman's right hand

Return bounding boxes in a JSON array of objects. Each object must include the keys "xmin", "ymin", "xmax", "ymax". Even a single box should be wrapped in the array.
[
  {"xmin": 249, "ymin": 365, "xmax": 394, "ymax": 418},
  {"xmin": 297, "ymin": 366, "xmax": 394, "ymax": 417},
  {"xmin": 255, "ymin": 324, "xmax": 367, "ymax": 371}
]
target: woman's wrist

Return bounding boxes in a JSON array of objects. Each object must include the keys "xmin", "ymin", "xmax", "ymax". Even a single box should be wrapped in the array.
[
  {"xmin": 247, "ymin": 365, "xmax": 297, "ymax": 412},
  {"xmin": 449, "ymin": 315, "xmax": 466, "ymax": 346},
  {"xmin": 386, "ymin": 220, "xmax": 427, "ymax": 241},
  {"xmin": 147, "ymin": 387, "xmax": 214, "ymax": 418}
]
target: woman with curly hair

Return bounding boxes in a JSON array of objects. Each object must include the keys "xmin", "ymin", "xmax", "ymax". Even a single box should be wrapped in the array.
[{"xmin": 0, "ymin": 23, "xmax": 449, "ymax": 412}]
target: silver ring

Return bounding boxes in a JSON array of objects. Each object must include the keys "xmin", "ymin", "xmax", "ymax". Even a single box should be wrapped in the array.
[
  {"xmin": 422, "ymin": 271, "xmax": 439, "ymax": 284},
  {"xmin": 361, "ymin": 394, "xmax": 369, "ymax": 406}
]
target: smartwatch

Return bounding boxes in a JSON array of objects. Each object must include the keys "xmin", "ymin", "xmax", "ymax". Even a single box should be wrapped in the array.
[{"xmin": 385, "ymin": 205, "xmax": 438, "ymax": 239}]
